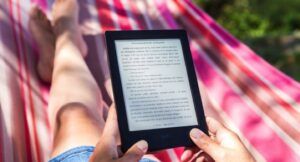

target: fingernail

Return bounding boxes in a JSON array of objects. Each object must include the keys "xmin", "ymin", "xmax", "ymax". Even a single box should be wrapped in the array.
[
  {"xmin": 136, "ymin": 140, "xmax": 148, "ymax": 153},
  {"xmin": 190, "ymin": 128, "xmax": 203, "ymax": 139}
]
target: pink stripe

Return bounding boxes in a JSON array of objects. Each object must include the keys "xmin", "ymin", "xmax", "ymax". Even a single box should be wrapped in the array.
[
  {"xmin": 112, "ymin": 1, "xmax": 175, "ymax": 161},
  {"xmin": 30, "ymin": 0, "xmax": 52, "ymax": 161},
  {"xmin": 191, "ymin": 44, "xmax": 300, "ymax": 162},
  {"xmin": 177, "ymin": 13, "xmax": 300, "ymax": 139},
  {"xmin": 31, "ymin": 0, "xmax": 47, "ymax": 10},
  {"xmin": 127, "ymin": 1, "xmax": 147, "ymax": 30},
  {"xmin": 154, "ymin": 0, "xmax": 178, "ymax": 29},
  {"xmin": 153, "ymin": 2, "xmax": 263, "ymax": 161},
  {"xmin": 31, "ymin": 0, "xmax": 51, "ymax": 130},
  {"xmin": 28, "ymin": 2, "xmax": 52, "ymax": 160},
  {"xmin": 16, "ymin": 0, "xmax": 42, "ymax": 161},
  {"xmin": 126, "ymin": 2, "xmax": 148, "ymax": 30},
  {"xmin": 95, "ymin": 0, "xmax": 116, "ymax": 31},
  {"xmin": 153, "ymin": 150, "xmax": 172, "ymax": 162},
  {"xmin": 113, "ymin": 0, "xmax": 132, "ymax": 30},
  {"xmin": 174, "ymin": 0, "xmax": 300, "ymax": 126},
  {"xmin": 16, "ymin": 0, "xmax": 43, "ymax": 161},
  {"xmin": 9, "ymin": 0, "xmax": 33, "ymax": 161},
  {"xmin": 159, "ymin": 1, "xmax": 300, "ymax": 161},
  {"xmin": 173, "ymin": 147, "xmax": 184, "ymax": 160},
  {"xmin": 152, "ymin": 2, "xmax": 183, "ymax": 161},
  {"xmin": 184, "ymin": 0, "xmax": 300, "ymax": 105}
]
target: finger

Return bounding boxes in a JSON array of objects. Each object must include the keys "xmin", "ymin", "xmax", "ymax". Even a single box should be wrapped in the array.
[
  {"xmin": 206, "ymin": 117, "xmax": 242, "ymax": 148},
  {"xmin": 181, "ymin": 146, "xmax": 199, "ymax": 162},
  {"xmin": 95, "ymin": 106, "xmax": 119, "ymax": 158},
  {"xmin": 102, "ymin": 105, "xmax": 119, "ymax": 141},
  {"xmin": 205, "ymin": 117, "xmax": 228, "ymax": 135},
  {"xmin": 190, "ymin": 128, "xmax": 223, "ymax": 160},
  {"xmin": 120, "ymin": 140, "xmax": 148, "ymax": 162},
  {"xmin": 107, "ymin": 104, "xmax": 121, "ymax": 146}
]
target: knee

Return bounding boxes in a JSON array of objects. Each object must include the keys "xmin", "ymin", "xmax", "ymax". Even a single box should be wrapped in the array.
[{"xmin": 55, "ymin": 102, "xmax": 93, "ymax": 126}]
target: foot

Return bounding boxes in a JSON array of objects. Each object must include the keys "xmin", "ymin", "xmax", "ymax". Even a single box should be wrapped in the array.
[
  {"xmin": 52, "ymin": 0, "xmax": 87, "ymax": 57},
  {"xmin": 29, "ymin": 6, "xmax": 55, "ymax": 83}
]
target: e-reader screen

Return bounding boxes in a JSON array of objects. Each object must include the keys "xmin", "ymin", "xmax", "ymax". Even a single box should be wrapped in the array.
[{"xmin": 115, "ymin": 39, "xmax": 198, "ymax": 131}]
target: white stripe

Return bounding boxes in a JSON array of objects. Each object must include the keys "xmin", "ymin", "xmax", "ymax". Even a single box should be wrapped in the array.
[
  {"xmin": 110, "ymin": 1, "xmax": 177, "ymax": 161},
  {"xmin": 180, "ymin": 0, "xmax": 300, "ymax": 113},
  {"xmin": 146, "ymin": 1, "xmax": 181, "ymax": 161},
  {"xmin": 107, "ymin": 0, "xmax": 120, "ymax": 30},
  {"xmin": 148, "ymin": 0, "xmax": 170, "ymax": 29},
  {"xmin": 175, "ymin": 13, "xmax": 300, "ymax": 130},
  {"xmin": 148, "ymin": 0, "xmax": 300, "ymax": 154},
  {"xmin": 191, "ymin": 41, "xmax": 300, "ymax": 155},
  {"xmin": 15, "ymin": 0, "xmax": 39, "ymax": 160},
  {"xmin": 166, "ymin": 149, "xmax": 180, "ymax": 162},
  {"xmin": 85, "ymin": 0, "xmax": 111, "ymax": 82},
  {"xmin": 85, "ymin": 0, "xmax": 104, "ymax": 34},
  {"xmin": 136, "ymin": 0, "xmax": 153, "ymax": 29},
  {"xmin": 25, "ymin": 1, "xmax": 53, "ymax": 161},
  {"xmin": 198, "ymin": 80, "xmax": 267, "ymax": 162},
  {"xmin": 82, "ymin": 0, "xmax": 114, "ymax": 100},
  {"xmin": 0, "ymin": 2, "xmax": 15, "ymax": 161},
  {"xmin": 120, "ymin": 0, "xmax": 138, "ymax": 30}
]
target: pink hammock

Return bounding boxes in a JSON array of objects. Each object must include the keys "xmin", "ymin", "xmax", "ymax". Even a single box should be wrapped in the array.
[{"xmin": 1, "ymin": 0, "xmax": 300, "ymax": 161}]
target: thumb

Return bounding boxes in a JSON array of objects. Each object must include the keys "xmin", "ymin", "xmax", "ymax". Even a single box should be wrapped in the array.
[
  {"xmin": 120, "ymin": 140, "xmax": 148, "ymax": 162},
  {"xmin": 190, "ymin": 128, "xmax": 223, "ymax": 160}
]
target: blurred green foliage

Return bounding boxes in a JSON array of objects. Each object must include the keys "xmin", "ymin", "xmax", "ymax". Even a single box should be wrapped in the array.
[{"xmin": 194, "ymin": 0, "xmax": 300, "ymax": 80}]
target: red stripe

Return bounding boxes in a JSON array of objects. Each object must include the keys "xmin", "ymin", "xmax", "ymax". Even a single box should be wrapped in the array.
[
  {"xmin": 153, "ymin": 150, "xmax": 172, "ymax": 162},
  {"xmin": 31, "ymin": 0, "xmax": 47, "ymax": 10},
  {"xmin": 98, "ymin": 1, "xmax": 174, "ymax": 161},
  {"xmin": 176, "ymin": 0, "xmax": 300, "ymax": 118},
  {"xmin": 95, "ymin": 0, "xmax": 116, "ymax": 31},
  {"xmin": 161, "ymin": 0, "xmax": 297, "ymax": 161},
  {"xmin": 16, "ymin": 1, "xmax": 43, "ymax": 161},
  {"xmin": 185, "ymin": 0, "xmax": 300, "ymax": 102},
  {"xmin": 185, "ymin": 25, "xmax": 300, "ymax": 142},
  {"xmin": 177, "ymin": 3, "xmax": 300, "ymax": 144},
  {"xmin": 31, "ymin": 0, "xmax": 51, "ymax": 129},
  {"xmin": 174, "ymin": 0, "xmax": 300, "ymax": 131},
  {"xmin": 128, "ymin": 1, "xmax": 147, "ymax": 29},
  {"xmin": 173, "ymin": 147, "xmax": 184, "ymax": 160},
  {"xmin": 190, "ymin": 44, "xmax": 300, "ymax": 161},
  {"xmin": 117, "ymin": 1, "xmax": 172, "ymax": 161},
  {"xmin": 8, "ymin": 0, "xmax": 33, "ymax": 161},
  {"xmin": 113, "ymin": 0, "xmax": 132, "ymax": 30}
]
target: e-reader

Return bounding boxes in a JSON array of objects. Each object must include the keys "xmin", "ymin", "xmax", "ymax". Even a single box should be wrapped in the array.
[{"xmin": 105, "ymin": 30, "xmax": 208, "ymax": 152}]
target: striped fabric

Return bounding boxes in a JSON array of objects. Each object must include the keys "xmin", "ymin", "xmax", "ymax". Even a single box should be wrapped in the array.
[{"xmin": 0, "ymin": 0, "xmax": 300, "ymax": 161}]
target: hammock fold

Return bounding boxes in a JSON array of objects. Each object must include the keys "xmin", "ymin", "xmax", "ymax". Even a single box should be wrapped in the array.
[{"xmin": 1, "ymin": 0, "xmax": 300, "ymax": 161}]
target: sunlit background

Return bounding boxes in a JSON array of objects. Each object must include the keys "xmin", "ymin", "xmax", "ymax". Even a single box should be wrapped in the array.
[{"xmin": 194, "ymin": 0, "xmax": 300, "ymax": 80}]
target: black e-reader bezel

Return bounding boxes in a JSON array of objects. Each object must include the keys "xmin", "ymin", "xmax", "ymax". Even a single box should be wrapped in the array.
[{"xmin": 105, "ymin": 30, "xmax": 208, "ymax": 152}]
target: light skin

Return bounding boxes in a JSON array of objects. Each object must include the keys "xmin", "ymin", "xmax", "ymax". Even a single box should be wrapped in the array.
[
  {"xmin": 181, "ymin": 117, "xmax": 256, "ymax": 162},
  {"xmin": 29, "ymin": 0, "xmax": 255, "ymax": 162}
]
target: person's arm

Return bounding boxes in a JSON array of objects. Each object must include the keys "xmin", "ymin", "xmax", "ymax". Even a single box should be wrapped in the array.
[
  {"xmin": 181, "ymin": 117, "xmax": 256, "ymax": 162},
  {"xmin": 89, "ymin": 106, "xmax": 148, "ymax": 162}
]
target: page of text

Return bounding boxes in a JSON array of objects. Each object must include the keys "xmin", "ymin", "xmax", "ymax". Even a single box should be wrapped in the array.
[{"xmin": 115, "ymin": 39, "xmax": 198, "ymax": 131}]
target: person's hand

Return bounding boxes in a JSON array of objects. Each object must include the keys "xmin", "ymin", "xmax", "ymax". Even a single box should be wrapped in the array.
[
  {"xmin": 89, "ymin": 106, "xmax": 148, "ymax": 162},
  {"xmin": 181, "ymin": 117, "xmax": 256, "ymax": 162}
]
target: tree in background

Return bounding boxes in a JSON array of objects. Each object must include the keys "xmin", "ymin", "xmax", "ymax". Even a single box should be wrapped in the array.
[{"xmin": 194, "ymin": 0, "xmax": 300, "ymax": 80}]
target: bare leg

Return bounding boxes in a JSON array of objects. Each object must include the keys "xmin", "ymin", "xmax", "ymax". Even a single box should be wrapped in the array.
[
  {"xmin": 29, "ymin": 0, "xmax": 104, "ymax": 158},
  {"xmin": 30, "ymin": 1, "xmax": 159, "ymax": 161}
]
